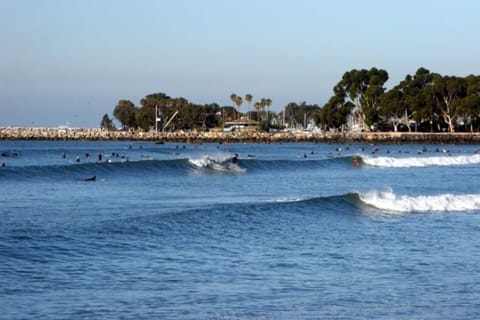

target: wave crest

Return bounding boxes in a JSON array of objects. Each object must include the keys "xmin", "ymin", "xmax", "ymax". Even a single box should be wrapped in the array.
[
  {"xmin": 359, "ymin": 190, "xmax": 480, "ymax": 212},
  {"xmin": 188, "ymin": 155, "xmax": 246, "ymax": 173},
  {"xmin": 361, "ymin": 154, "xmax": 480, "ymax": 168}
]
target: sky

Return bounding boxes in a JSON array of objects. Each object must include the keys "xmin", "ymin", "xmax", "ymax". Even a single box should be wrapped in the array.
[{"xmin": 1, "ymin": 0, "xmax": 480, "ymax": 128}]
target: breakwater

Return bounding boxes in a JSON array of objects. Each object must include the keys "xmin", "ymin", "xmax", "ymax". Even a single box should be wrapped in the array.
[{"xmin": 1, "ymin": 127, "xmax": 480, "ymax": 144}]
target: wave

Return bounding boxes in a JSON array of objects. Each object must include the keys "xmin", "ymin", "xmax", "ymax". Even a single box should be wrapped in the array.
[
  {"xmin": 1, "ymin": 155, "xmax": 361, "ymax": 181},
  {"xmin": 359, "ymin": 190, "xmax": 480, "ymax": 213},
  {"xmin": 188, "ymin": 155, "xmax": 246, "ymax": 174},
  {"xmin": 10, "ymin": 152, "xmax": 478, "ymax": 181},
  {"xmin": 0, "ymin": 159, "xmax": 192, "ymax": 181},
  {"xmin": 360, "ymin": 154, "xmax": 480, "ymax": 168},
  {"xmin": 260, "ymin": 190, "xmax": 480, "ymax": 214}
]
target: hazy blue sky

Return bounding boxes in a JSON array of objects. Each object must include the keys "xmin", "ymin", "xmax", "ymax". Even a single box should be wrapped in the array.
[{"xmin": 1, "ymin": 0, "xmax": 479, "ymax": 127}]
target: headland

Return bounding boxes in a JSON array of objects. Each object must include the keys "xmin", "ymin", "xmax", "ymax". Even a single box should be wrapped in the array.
[{"xmin": 2, "ymin": 127, "xmax": 480, "ymax": 144}]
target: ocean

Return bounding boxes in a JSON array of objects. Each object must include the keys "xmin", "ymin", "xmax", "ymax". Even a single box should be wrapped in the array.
[{"xmin": 1, "ymin": 140, "xmax": 480, "ymax": 319}]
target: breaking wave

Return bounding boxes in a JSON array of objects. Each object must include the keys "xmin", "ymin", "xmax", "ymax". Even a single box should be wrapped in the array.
[
  {"xmin": 188, "ymin": 155, "xmax": 246, "ymax": 173},
  {"xmin": 214, "ymin": 190, "xmax": 480, "ymax": 214},
  {"xmin": 359, "ymin": 189, "xmax": 480, "ymax": 212},
  {"xmin": 361, "ymin": 154, "xmax": 480, "ymax": 168}
]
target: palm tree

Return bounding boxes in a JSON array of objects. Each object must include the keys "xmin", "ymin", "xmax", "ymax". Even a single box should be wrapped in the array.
[
  {"xmin": 230, "ymin": 93, "xmax": 237, "ymax": 106},
  {"xmin": 264, "ymin": 98, "xmax": 272, "ymax": 111},
  {"xmin": 245, "ymin": 94, "xmax": 253, "ymax": 119},
  {"xmin": 235, "ymin": 96, "xmax": 243, "ymax": 119},
  {"xmin": 256, "ymin": 98, "xmax": 272, "ymax": 122},
  {"xmin": 230, "ymin": 93, "xmax": 238, "ymax": 119},
  {"xmin": 254, "ymin": 101, "xmax": 262, "ymax": 121},
  {"xmin": 264, "ymin": 98, "xmax": 272, "ymax": 126}
]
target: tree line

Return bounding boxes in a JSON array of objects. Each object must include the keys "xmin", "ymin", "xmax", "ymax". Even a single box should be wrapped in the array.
[
  {"xmin": 102, "ymin": 67, "xmax": 480, "ymax": 133},
  {"xmin": 106, "ymin": 92, "xmax": 278, "ymax": 132},
  {"xmin": 319, "ymin": 67, "xmax": 480, "ymax": 133}
]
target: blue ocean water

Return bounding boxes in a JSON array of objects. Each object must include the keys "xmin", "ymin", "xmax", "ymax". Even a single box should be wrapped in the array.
[{"xmin": 1, "ymin": 140, "xmax": 480, "ymax": 319}]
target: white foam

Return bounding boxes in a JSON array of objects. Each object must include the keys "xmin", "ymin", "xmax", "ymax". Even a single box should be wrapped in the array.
[
  {"xmin": 265, "ymin": 197, "xmax": 304, "ymax": 203},
  {"xmin": 361, "ymin": 154, "xmax": 480, "ymax": 168},
  {"xmin": 188, "ymin": 155, "xmax": 245, "ymax": 173},
  {"xmin": 188, "ymin": 156, "xmax": 214, "ymax": 168},
  {"xmin": 359, "ymin": 190, "xmax": 480, "ymax": 212}
]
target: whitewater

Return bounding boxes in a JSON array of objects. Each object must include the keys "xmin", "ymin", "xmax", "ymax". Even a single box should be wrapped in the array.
[
  {"xmin": 361, "ymin": 153, "xmax": 480, "ymax": 167},
  {"xmin": 1, "ymin": 141, "xmax": 480, "ymax": 319}
]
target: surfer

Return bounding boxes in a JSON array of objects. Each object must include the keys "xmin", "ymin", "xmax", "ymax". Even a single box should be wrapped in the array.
[
  {"xmin": 98, "ymin": 153, "xmax": 102, "ymax": 162},
  {"xmin": 84, "ymin": 175, "xmax": 96, "ymax": 182},
  {"xmin": 1, "ymin": 152, "xmax": 19, "ymax": 158},
  {"xmin": 231, "ymin": 153, "xmax": 238, "ymax": 164},
  {"xmin": 353, "ymin": 157, "xmax": 360, "ymax": 167}
]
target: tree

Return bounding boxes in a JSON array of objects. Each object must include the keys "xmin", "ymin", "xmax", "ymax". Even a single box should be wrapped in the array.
[
  {"xmin": 256, "ymin": 98, "xmax": 272, "ymax": 121},
  {"xmin": 234, "ymin": 96, "xmax": 243, "ymax": 118},
  {"xmin": 378, "ymin": 86, "xmax": 409, "ymax": 131},
  {"xmin": 137, "ymin": 92, "xmax": 173, "ymax": 131},
  {"xmin": 113, "ymin": 100, "xmax": 137, "ymax": 129},
  {"xmin": 378, "ymin": 68, "xmax": 432, "ymax": 132},
  {"xmin": 332, "ymin": 67, "xmax": 389, "ymax": 130},
  {"xmin": 245, "ymin": 94, "xmax": 253, "ymax": 118},
  {"xmin": 318, "ymin": 94, "xmax": 354, "ymax": 131},
  {"xmin": 230, "ymin": 93, "xmax": 237, "ymax": 110},
  {"xmin": 135, "ymin": 106, "xmax": 155, "ymax": 131},
  {"xmin": 431, "ymin": 75, "xmax": 467, "ymax": 132},
  {"xmin": 361, "ymin": 68, "xmax": 389, "ymax": 128},
  {"xmin": 263, "ymin": 98, "xmax": 272, "ymax": 112},
  {"xmin": 283, "ymin": 101, "xmax": 320, "ymax": 129},
  {"xmin": 100, "ymin": 114, "xmax": 116, "ymax": 130},
  {"xmin": 463, "ymin": 75, "xmax": 480, "ymax": 131},
  {"xmin": 401, "ymin": 68, "xmax": 437, "ymax": 132}
]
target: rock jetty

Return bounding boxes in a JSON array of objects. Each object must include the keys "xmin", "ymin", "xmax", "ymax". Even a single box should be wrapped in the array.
[{"xmin": 1, "ymin": 127, "xmax": 480, "ymax": 144}]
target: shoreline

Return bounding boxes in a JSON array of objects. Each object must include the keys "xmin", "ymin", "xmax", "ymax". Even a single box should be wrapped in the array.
[{"xmin": 1, "ymin": 127, "xmax": 480, "ymax": 144}]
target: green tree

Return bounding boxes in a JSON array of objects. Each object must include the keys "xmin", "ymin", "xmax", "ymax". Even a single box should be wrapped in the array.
[
  {"xmin": 235, "ymin": 96, "xmax": 243, "ymax": 118},
  {"xmin": 245, "ymin": 94, "xmax": 253, "ymax": 118},
  {"xmin": 283, "ymin": 101, "xmax": 320, "ymax": 129},
  {"xmin": 361, "ymin": 68, "xmax": 389, "ymax": 128},
  {"xmin": 135, "ymin": 106, "xmax": 155, "ymax": 131},
  {"xmin": 378, "ymin": 68, "xmax": 430, "ymax": 132},
  {"xmin": 230, "ymin": 93, "xmax": 237, "ymax": 109},
  {"xmin": 318, "ymin": 91, "xmax": 354, "ymax": 131},
  {"xmin": 113, "ymin": 100, "xmax": 137, "ymax": 128},
  {"xmin": 263, "ymin": 98, "xmax": 272, "ymax": 112},
  {"xmin": 431, "ymin": 74, "xmax": 467, "ymax": 132},
  {"xmin": 100, "ymin": 113, "xmax": 116, "ymax": 130},
  {"xmin": 137, "ymin": 92, "xmax": 174, "ymax": 131},
  {"xmin": 463, "ymin": 75, "xmax": 480, "ymax": 131},
  {"xmin": 378, "ymin": 85, "xmax": 408, "ymax": 131},
  {"xmin": 333, "ymin": 67, "xmax": 388, "ymax": 130},
  {"xmin": 256, "ymin": 98, "xmax": 272, "ymax": 122},
  {"xmin": 401, "ymin": 68, "xmax": 437, "ymax": 132}
]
